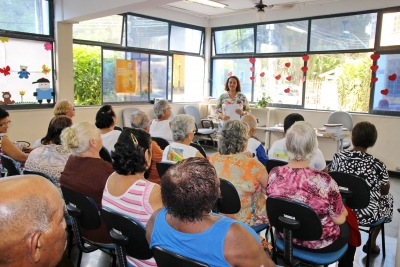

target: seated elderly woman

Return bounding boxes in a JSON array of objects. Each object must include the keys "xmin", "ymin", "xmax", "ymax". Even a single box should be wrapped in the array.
[
  {"xmin": 102, "ymin": 128, "xmax": 162, "ymax": 267},
  {"xmin": 95, "ymin": 104, "xmax": 121, "ymax": 153},
  {"xmin": 146, "ymin": 157, "xmax": 275, "ymax": 267},
  {"xmin": 329, "ymin": 121, "xmax": 393, "ymax": 255},
  {"xmin": 25, "ymin": 116, "xmax": 72, "ymax": 188},
  {"xmin": 268, "ymin": 113, "xmax": 327, "ymax": 172},
  {"xmin": 162, "ymin": 114, "xmax": 203, "ymax": 162},
  {"xmin": 54, "ymin": 99, "xmax": 75, "ymax": 118},
  {"xmin": 149, "ymin": 99, "xmax": 173, "ymax": 143},
  {"xmin": 241, "ymin": 114, "xmax": 268, "ymax": 165},
  {"xmin": 267, "ymin": 121, "xmax": 352, "ymax": 265},
  {"xmin": 210, "ymin": 120, "xmax": 268, "ymax": 227},
  {"xmin": 60, "ymin": 121, "xmax": 114, "ymax": 244}
]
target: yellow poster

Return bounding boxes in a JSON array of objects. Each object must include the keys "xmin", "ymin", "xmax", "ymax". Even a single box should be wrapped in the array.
[{"xmin": 115, "ymin": 59, "xmax": 136, "ymax": 94}]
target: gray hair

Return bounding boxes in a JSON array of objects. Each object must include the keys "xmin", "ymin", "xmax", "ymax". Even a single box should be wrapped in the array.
[
  {"xmin": 286, "ymin": 121, "xmax": 318, "ymax": 162},
  {"xmin": 130, "ymin": 110, "xmax": 150, "ymax": 129},
  {"xmin": 241, "ymin": 114, "xmax": 257, "ymax": 130},
  {"xmin": 154, "ymin": 99, "xmax": 169, "ymax": 119},
  {"xmin": 218, "ymin": 120, "xmax": 249, "ymax": 155},
  {"xmin": 60, "ymin": 121, "xmax": 99, "ymax": 155},
  {"xmin": 171, "ymin": 114, "xmax": 195, "ymax": 141}
]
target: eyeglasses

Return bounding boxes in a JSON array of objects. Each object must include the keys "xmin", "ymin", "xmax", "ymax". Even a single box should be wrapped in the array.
[{"xmin": 0, "ymin": 121, "xmax": 11, "ymax": 127}]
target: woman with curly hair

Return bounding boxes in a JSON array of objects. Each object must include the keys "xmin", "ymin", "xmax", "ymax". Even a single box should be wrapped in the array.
[{"xmin": 102, "ymin": 128, "xmax": 162, "ymax": 267}]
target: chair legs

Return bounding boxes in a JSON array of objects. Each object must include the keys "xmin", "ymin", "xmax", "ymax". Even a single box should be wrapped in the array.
[{"xmin": 362, "ymin": 222, "xmax": 385, "ymax": 267}]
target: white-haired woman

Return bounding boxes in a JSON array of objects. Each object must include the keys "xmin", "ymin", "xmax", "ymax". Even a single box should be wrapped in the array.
[
  {"xmin": 149, "ymin": 99, "xmax": 173, "ymax": 143},
  {"xmin": 60, "ymin": 121, "xmax": 114, "ymax": 244},
  {"xmin": 162, "ymin": 114, "xmax": 203, "ymax": 162}
]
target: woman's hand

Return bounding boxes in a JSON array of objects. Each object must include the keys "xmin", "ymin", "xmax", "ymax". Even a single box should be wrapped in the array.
[
  {"xmin": 219, "ymin": 114, "xmax": 230, "ymax": 121},
  {"xmin": 235, "ymin": 109, "xmax": 243, "ymax": 115}
]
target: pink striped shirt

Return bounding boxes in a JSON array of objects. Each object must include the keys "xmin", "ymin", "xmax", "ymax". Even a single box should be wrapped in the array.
[{"xmin": 102, "ymin": 179, "xmax": 157, "ymax": 267}]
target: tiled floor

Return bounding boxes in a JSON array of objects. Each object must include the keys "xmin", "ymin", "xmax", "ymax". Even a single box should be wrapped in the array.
[{"xmin": 63, "ymin": 146, "xmax": 400, "ymax": 267}]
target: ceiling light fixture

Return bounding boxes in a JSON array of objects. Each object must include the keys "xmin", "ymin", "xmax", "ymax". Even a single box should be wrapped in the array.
[
  {"xmin": 255, "ymin": 0, "xmax": 267, "ymax": 22},
  {"xmin": 185, "ymin": 0, "xmax": 227, "ymax": 8}
]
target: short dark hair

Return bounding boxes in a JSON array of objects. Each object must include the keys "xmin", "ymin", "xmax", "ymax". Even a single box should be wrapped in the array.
[
  {"xmin": 283, "ymin": 113, "xmax": 304, "ymax": 133},
  {"xmin": 161, "ymin": 158, "xmax": 219, "ymax": 222},
  {"xmin": 0, "ymin": 107, "xmax": 9, "ymax": 120},
  {"xmin": 95, "ymin": 105, "xmax": 115, "ymax": 129},
  {"xmin": 224, "ymin": 76, "xmax": 241, "ymax": 92},
  {"xmin": 41, "ymin": 116, "xmax": 73, "ymax": 145},
  {"xmin": 351, "ymin": 121, "xmax": 377, "ymax": 148},
  {"xmin": 111, "ymin": 128, "xmax": 152, "ymax": 175}
]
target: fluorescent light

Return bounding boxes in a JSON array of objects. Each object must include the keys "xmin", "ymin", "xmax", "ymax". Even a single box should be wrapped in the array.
[
  {"xmin": 185, "ymin": 0, "xmax": 227, "ymax": 8},
  {"xmin": 286, "ymin": 25, "xmax": 306, "ymax": 33}
]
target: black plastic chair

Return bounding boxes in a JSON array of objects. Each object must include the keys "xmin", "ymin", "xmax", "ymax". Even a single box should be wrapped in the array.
[
  {"xmin": 1, "ymin": 154, "xmax": 22, "ymax": 176},
  {"xmin": 266, "ymin": 159, "xmax": 287, "ymax": 173},
  {"xmin": 101, "ymin": 207, "xmax": 153, "ymax": 267},
  {"xmin": 190, "ymin": 142, "xmax": 207, "ymax": 158},
  {"xmin": 99, "ymin": 146, "xmax": 112, "ymax": 163},
  {"xmin": 214, "ymin": 178, "xmax": 241, "ymax": 214},
  {"xmin": 267, "ymin": 196, "xmax": 348, "ymax": 266},
  {"xmin": 23, "ymin": 169, "xmax": 57, "ymax": 185},
  {"xmin": 156, "ymin": 161, "xmax": 175, "ymax": 179},
  {"xmin": 60, "ymin": 186, "xmax": 115, "ymax": 267},
  {"xmin": 152, "ymin": 137, "xmax": 170, "ymax": 150},
  {"xmin": 153, "ymin": 246, "xmax": 210, "ymax": 267}
]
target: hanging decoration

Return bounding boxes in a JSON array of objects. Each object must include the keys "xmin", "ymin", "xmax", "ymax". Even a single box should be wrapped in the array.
[
  {"xmin": 285, "ymin": 62, "xmax": 291, "ymax": 68},
  {"xmin": 44, "ymin": 42, "xmax": 53, "ymax": 51},
  {"xmin": 301, "ymin": 66, "xmax": 308, "ymax": 72},
  {"xmin": 370, "ymin": 53, "xmax": 380, "ymax": 61},
  {"xmin": 0, "ymin": 66, "xmax": 11, "ymax": 76},
  {"xmin": 302, "ymin": 55, "xmax": 309, "ymax": 61},
  {"xmin": 275, "ymin": 74, "xmax": 281, "ymax": 80},
  {"xmin": 286, "ymin": 75, "xmax": 292, "ymax": 81},
  {"xmin": 0, "ymin": 37, "xmax": 9, "ymax": 43},
  {"xmin": 260, "ymin": 72, "xmax": 265, "ymax": 77},
  {"xmin": 250, "ymin": 67, "xmax": 255, "ymax": 72},
  {"xmin": 18, "ymin": 65, "xmax": 30, "ymax": 79},
  {"xmin": 227, "ymin": 71, "xmax": 232, "ymax": 77},
  {"xmin": 42, "ymin": 64, "xmax": 51, "ymax": 75},
  {"xmin": 370, "ymin": 65, "xmax": 379, "ymax": 72},
  {"xmin": 381, "ymin": 89, "xmax": 389, "ymax": 95},
  {"xmin": 284, "ymin": 88, "xmax": 291, "ymax": 93},
  {"xmin": 250, "ymin": 76, "xmax": 255, "ymax": 81},
  {"xmin": 249, "ymin": 57, "xmax": 256, "ymax": 64},
  {"xmin": 388, "ymin": 74, "xmax": 397, "ymax": 81},
  {"xmin": 371, "ymin": 77, "xmax": 378, "ymax": 83}
]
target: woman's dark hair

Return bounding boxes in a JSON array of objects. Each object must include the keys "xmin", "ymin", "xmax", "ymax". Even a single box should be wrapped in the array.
[
  {"xmin": 161, "ymin": 158, "xmax": 219, "ymax": 222},
  {"xmin": 0, "ymin": 107, "xmax": 9, "ymax": 120},
  {"xmin": 41, "ymin": 116, "xmax": 73, "ymax": 145},
  {"xmin": 283, "ymin": 113, "xmax": 305, "ymax": 133},
  {"xmin": 224, "ymin": 76, "xmax": 241, "ymax": 92},
  {"xmin": 111, "ymin": 128, "xmax": 152, "ymax": 175},
  {"xmin": 95, "ymin": 105, "xmax": 115, "ymax": 129},
  {"xmin": 351, "ymin": 121, "xmax": 377, "ymax": 149}
]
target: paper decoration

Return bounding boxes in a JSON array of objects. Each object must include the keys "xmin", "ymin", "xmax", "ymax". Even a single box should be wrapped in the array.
[
  {"xmin": 0, "ymin": 92, "xmax": 15, "ymax": 105},
  {"xmin": 301, "ymin": 66, "xmax": 308, "ymax": 72},
  {"xmin": 19, "ymin": 91, "xmax": 25, "ymax": 102},
  {"xmin": 284, "ymin": 88, "xmax": 291, "ymax": 93},
  {"xmin": 250, "ymin": 76, "xmax": 255, "ymax": 81},
  {"xmin": 260, "ymin": 72, "xmax": 265, "ymax": 77},
  {"xmin": 0, "ymin": 66, "xmax": 10, "ymax": 76},
  {"xmin": 370, "ymin": 53, "xmax": 380, "ymax": 61},
  {"xmin": 370, "ymin": 65, "xmax": 379, "ymax": 72},
  {"xmin": 44, "ymin": 42, "xmax": 53, "ymax": 51},
  {"xmin": 249, "ymin": 58, "xmax": 256, "ymax": 64},
  {"xmin": 286, "ymin": 76, "xmax": 292, "ymax": 81},
  {"xmin": 388, "ymin": 74, "xmax": 397, "ymax": 81},
  {"xmin": 250, "ymin": 67, "xmax": 255, "ymax": 72},
  {"xmin": 302, "ymin": 77, "xmax": 306, "ymax": 83},
  {"xmin": 302, "ymin": 55, "xmax": 309, "ymax": 61},
  {"xmin": 18, "ymin": 65, "xmax": 30, "ymax": 79},
  {"xmin": 42, "ymin": 64, "xmax": 51, "ymax": 75},
  {"xmin": 285, "ymin": 62, "xmax": 291, "ymax": 68},
  {"xmin": 381, "ymin": 89, "xmax": 389, "ymax": 95},
  {"xmin": 33, "ymin": 78, "xmax": 53, "ymax": 104},
  {"xmin": 228, "ymin": 71, "xmax": 232, "ymax": 77},
  {"xmin": 371, "ymin": 77, "xmax": 378, "ymax": 83},
  {"xmin": 275, "ymin": 74, "xmax": 281, "ymax": 80},
  {"xmin": 0, "ymin": 37, "xmax": 9, "ymax": 43}
]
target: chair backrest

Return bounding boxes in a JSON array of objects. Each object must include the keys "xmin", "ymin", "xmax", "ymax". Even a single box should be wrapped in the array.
[
  {"xmin": 101, "ymin": 207, "xmax": 153, "ymax": 260},
  {"xmin": 183, "ymin": 105, "xmax": 201, "ymax": 126},
  {"xmin": 152, "ymin": 137, "xmax": 170, "ymax": 150},
  {"xmin": 23, "ymin": 169, "xmax": 56, "ymax": 185},
  {"xmin": 266, "ymin": 159, "xmax": 287, "ymax": 173},
  {"xmin": 99, "ymin": 146, "xmax": 113, "ymax": 163},
  {"xmin": 0, "ymin": 154, "xmax": 22, "ymax": 176},
  {"xmin": 156, "ymin": 162, "xmax": 175, "ymax": 179},
  {"xmin": 215, "ymin": 178, "xmax": 241, "ymax": 214},
  {"xmin": 61, "ymin": 186, "xmax": 102, "ymax": 230},
  {"xmin": 328, "ymin": 171, "xmax": 370, "ymax": 209},
  {"xmin": 327, "ymin": 111, "xmax": 353, "ymax": 131},
  {"xmin": 267, "ymin": 196, "xmax": 322, "ymax": 241},
  {"xmin": 190, "ymin": 142, "xmax": 207, "ymax": 158},
  {"xmin": 122, "ymin": 108, "xmax": 140, "ymax": 128},
  {"xmin": 153, "ymin": 246, "xmax": 210, "ymax": 267}
]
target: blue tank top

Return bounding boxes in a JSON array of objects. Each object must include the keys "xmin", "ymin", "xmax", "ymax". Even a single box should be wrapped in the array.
[{"xmin": 150, "ymin": 207, "xmax": 261, "ymax": 267}]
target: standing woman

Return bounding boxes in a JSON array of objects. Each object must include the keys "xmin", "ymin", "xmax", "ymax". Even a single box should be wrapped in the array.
[{"xmin": 95, "ymin": 105, "xmax": 121, "ymax": 153}]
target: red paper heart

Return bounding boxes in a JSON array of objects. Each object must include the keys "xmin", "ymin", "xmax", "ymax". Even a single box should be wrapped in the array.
[
  {"xmin": 250, "ymin": 76, "xmax": 255, "ymax": 81},
  {"xmin": 284, "ymin": 88, "xmax": 291, "ymax": 93},
  {"xmin": 228, "ymin": 71, "xmax": 232, "ymax": 77},
  {"xmin": 275, "ymin": 74, "xmax": 281, "ymax": 80},
  {"xmin": 301, "ymin": 66, "xmax": 308, "ymax": 72},
  {"xmin": 302, "ymin": 77, "xmax": 306, "ymax": 83},
  {"xmin": 260, "ymin": 72, "xmax": 265, "ymax": 77},
  {"xmin": 286, "ymin": 76, "xmax": 292, "ymax": 81},
  {"xmin": 370, "ymin": 53, "xmax": 380, "ymax": 61},
  {"xmin": 302, "ymin": 55, "xmax": 309, "ymax": 61},
  {"xmin": 388, "ymin": 73, "xmax": 397, "ymax": 81},
  {"xmin": 249, "ymin": 58, "xmax": 256, "ymax": 64},
  {"xmin": 370, "ymin": 65, "xmax": 379, "ymax": 72},
  {"xmin": 285, "ymin": 62, "xmax": 291, "ymax": 68},
  {"xmin": 250, "ymin": 67, "xmax": 255, "ymax": 72},
  {"xmin": 381, "ymin": 89, "xmax": 389, "ymax": 95},
  {"xmin": 371, "ymin": 77, "xmax": 378, "ymax": 83}
]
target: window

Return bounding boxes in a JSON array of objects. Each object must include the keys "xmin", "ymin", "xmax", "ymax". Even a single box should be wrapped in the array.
[
  {"xmin": 73, "ymin": 15, "xmax": 123, "ymax": 44},
  {"xmin": 380, "ymin": 12, "xmax": 400, "ymax": 47},
  {"xmin": 150, "ymin": 54, "xmax": 168, "ymax": 100},
  {"xmin": 170, "ymin": 25, "xmax": 203, "ymax": 54},
  {"xmin": 214, "ymin": 28, "xmax": 254, "ymax": 54}
]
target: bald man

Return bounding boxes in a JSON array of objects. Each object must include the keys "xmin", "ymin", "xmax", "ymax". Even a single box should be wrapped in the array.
[
  {"xmin": 0, "ymin": 175, "xmax": 67, "ymax": 267},
  {"xmin": 241, "ymin": 114, "xmax": 268, "ymax": 166}
]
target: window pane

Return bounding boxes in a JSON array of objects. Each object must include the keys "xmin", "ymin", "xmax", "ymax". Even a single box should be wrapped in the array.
[
  {"xmin": 304, "ymin": 53, "xmax": 371, "ymax": 112},
  {"xmin": 173, "ymin": 55, "xmax": 204, "ymax": 102},
  {"xmin": 73, "ymin": 44, "xmax": 101, "ymax": 106},
  {"xmin": 73, "ymin": 15, "xmax": 123, "ymax": 44},
  {"xmin": 211, "ymin": 59, "xmax": 252, "ymax": 101},
  {"xmin": 310, "ymin": 13, "xmax": 376, "ymax": 51},
  {"xmin": 380, "ymin": 12, "xmax": 400, "ymax": 47},
  {"xmin": 127, "ymin": 15, "xmax": 168, "ymax": 51},
  {"xmin": 167, "ymin": 56, "xmax": 172, "ymax": 100},
  {"xmin": 254, "ymin": 57, "xmax": 303, "ymax": 106},
  {"xmin": 256, "ymin": 21, "xmax": 308, "ymax": 53},
  {"xmin": 0, "ymin": 0, "xmax": 49, "ymax": 35},
  {"xmin": 214, "ymin": 28, "xmax": 254, "ymax": 54},
  {"xmin": 150, "ymin": 55, "xmax": 167, "ymax": 100},
  {"xmin": 0, "ymin": 38, "xmax": 53, "ymax": 104},
  {"xmin": 372, "ymin": 54, "xmax": 400, "ymax": 111},
  {"xmin": 170, "ymin": 26, "xmax": 202, "ymax": 54}
]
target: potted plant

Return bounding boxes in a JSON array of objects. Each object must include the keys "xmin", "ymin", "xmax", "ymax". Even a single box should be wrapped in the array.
[{"xmin": 255, "ymin": 92, "xmax": 272, "ymax": 108}]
